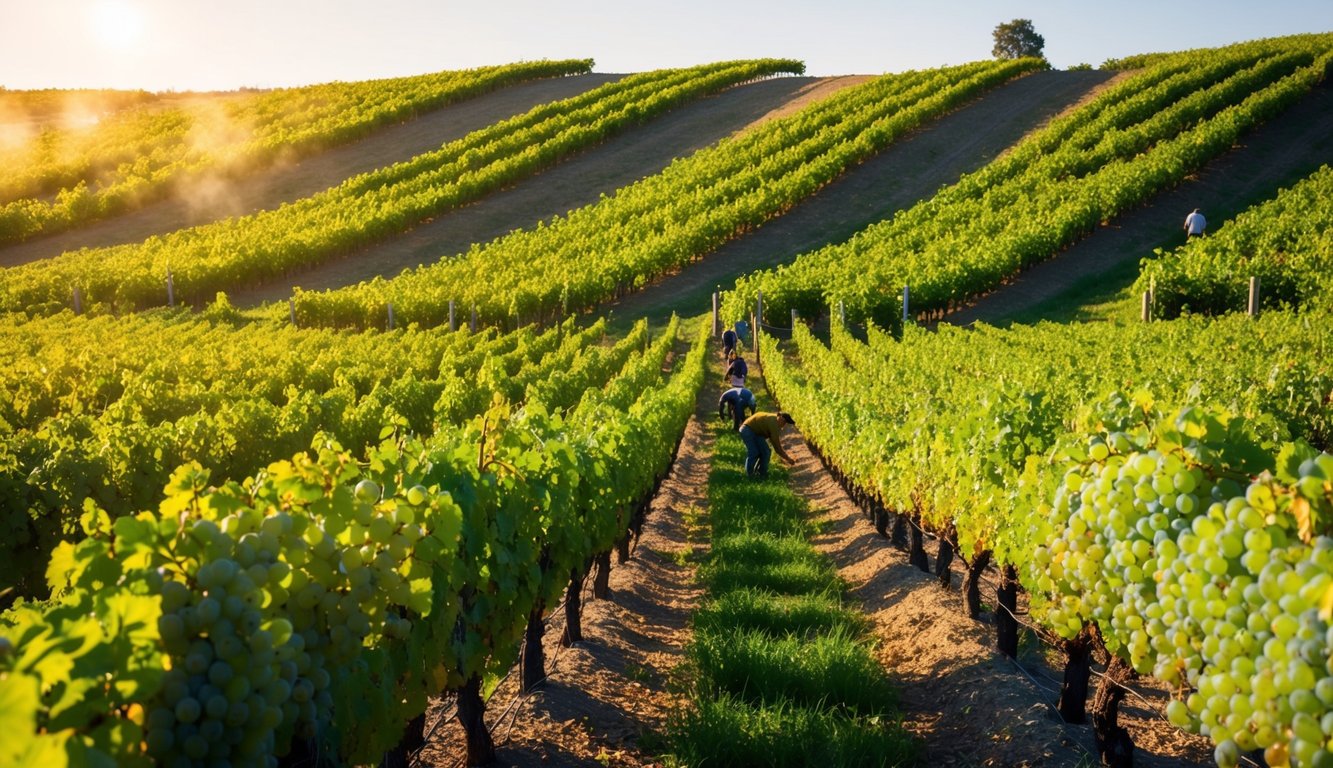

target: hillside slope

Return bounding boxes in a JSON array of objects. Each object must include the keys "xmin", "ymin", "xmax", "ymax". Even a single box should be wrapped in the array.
[
  {"xmin": 606, "ymin": 70, "xmax": 1115, "ymax": 323},
  {"xmin": 230, "ymin": 75, "xmax": 845, "ymax": 307},
  {"xmin": 237, "ymin": 70, "xmax": 1112, "ymax": 311},
  {"xmin": 944, "ymin": 80, "xmax": 1333, "ymax": 326},
  {"xmin": 0, "ymin": 73, "xmax": 621, "ymax": 267}
]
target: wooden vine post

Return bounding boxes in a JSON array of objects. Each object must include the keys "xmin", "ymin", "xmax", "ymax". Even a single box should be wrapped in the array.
[
  {"xmin": 712, "ymin": 291, "xmax": 720, "ymax": 337},
  {"xmin": 755, "ymin": 290, "xmax": 763, "ymax": 366}
]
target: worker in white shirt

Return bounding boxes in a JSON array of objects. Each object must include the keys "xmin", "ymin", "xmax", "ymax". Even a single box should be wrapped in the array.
[{"xmin": 1184, "ymin": 208, "xmax": 1207, "ymax": 238}]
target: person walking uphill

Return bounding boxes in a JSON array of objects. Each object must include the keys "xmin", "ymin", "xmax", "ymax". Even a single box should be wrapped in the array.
[
  {"xmin": 1184, "ymin": 208, "xmax": 1207, "ymax": 238},
  {"xmin": 738, "ymin": 411, "xmax": 797, "ymax": 478},
  {"xmin": 718, "ymin": 386, "xmax": 757, "ymax": 430}
]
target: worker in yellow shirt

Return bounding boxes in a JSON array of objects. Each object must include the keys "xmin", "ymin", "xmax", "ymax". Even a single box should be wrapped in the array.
[{"xmin": 739, "ymin": 411, "xmax": 797, "ymax": 478}]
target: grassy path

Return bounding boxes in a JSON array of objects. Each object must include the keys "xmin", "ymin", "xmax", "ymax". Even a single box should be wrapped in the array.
[{"xmin": 664, "ymin": 368, "xmax": 916, "ymax": 766}]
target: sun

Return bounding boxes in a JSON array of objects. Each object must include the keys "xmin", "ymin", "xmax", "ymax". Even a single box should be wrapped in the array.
[{"xmin": 88, "ymin": 0, "xmax": 148, "ymax": 52}]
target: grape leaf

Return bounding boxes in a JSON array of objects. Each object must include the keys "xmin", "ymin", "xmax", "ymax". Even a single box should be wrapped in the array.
[
  {"xmin": 0, "ymin": 674, "xmax": 41, "ymax": 763},
  {"xmin": 1291, "ymin": 496, "xmax": 1314, "ymax": 544}
]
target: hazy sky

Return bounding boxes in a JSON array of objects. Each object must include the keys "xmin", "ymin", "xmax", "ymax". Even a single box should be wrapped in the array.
[{"xmin": 2, "ymin": 0, "xmax": 1331, "ymax": 91}]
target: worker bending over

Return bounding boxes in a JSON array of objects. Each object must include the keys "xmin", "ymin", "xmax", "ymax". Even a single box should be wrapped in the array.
[
  {"xmin": 739, "ymin": 411, "xmax": 797, "ymax": 478},
  {"xmin": 719, "ymin": 386, "xmax": 757, "ymax": 430}
]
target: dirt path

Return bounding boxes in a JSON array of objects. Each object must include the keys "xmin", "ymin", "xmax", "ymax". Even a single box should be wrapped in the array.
[
  {"xmin": 409, "ymin": 350, "xmax": 1212, "ymax": 767},
  {"xmin": 229, "ymin": 75, "xmax": 842, "ymax": 307},
  {"xmin": 605, "ymin": 70, "xmax": 1114, "ymax": 326},
  {"xmin": 0, "ymin": 74, "xmax": 622, "ymax": 268},
  {"xmin": 944, "ymin": 81, "xmax": 1333, "ymax": 327},
  {"xmin": 781, "ymin": 426, "xmax": 1214, "ymax": 767},
  {"xmin": 418, "ymin": 389, "xmax": 716, "ymax": 767}
]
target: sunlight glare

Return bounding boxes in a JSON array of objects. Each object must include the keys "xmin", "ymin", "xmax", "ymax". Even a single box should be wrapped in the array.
[{"xmin": 88, "ymin": 0, "xmax": 148, "ymax": 51}]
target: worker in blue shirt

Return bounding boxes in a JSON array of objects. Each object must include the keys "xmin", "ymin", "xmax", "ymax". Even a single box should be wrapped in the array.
[
  {"xmin": 722, "ymin": 326, "xmax": 738, "ymax": 357},
  {"xmin": 718, "ymin": 386, "xmax": 757, "ymax": 430}
]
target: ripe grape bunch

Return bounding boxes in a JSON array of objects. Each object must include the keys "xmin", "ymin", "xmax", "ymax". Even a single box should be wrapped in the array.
[
  {"xmin": 1029, "ymin": 410, "xmax": 1333, "ymax": 768},
  {"xmin": 144, "ymin": 469, "xmax": 443, "ymax": 766}
]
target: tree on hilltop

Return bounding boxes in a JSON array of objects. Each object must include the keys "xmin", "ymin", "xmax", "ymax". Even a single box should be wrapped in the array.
[{"xmin": 993, "ymin": 19, "xmax": 1045, "ymax": 60}]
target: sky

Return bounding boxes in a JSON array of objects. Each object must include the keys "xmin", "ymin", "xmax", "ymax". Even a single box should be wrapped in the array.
[{"xmin": 1, "ymin": 0, "xmax": 1331, "ymax": 92}]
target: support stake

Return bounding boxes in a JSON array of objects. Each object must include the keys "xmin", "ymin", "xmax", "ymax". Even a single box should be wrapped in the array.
[{"xmin": 755, "ymin": 290, "xmax": 763, "ymax": 366}]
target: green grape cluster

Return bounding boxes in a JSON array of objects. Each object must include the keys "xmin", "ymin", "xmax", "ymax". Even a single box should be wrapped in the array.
[
  {"xmin": 148, "ymin": 543, "xmax": 291, "ymax": 767},
  {"xmin": 3, "ymin": 319, "xmax": 699, "ymax": 767},
  {"xmin": 1031, "ymin": 429, "xmax": 1236, "ymax": 666},
  {"xmin": 137, "ymin": 459, "xmax": 456, "ymax": 766},
  {"xmin": 1032, "ymin": 417, "xmax": 1333, "ymax": 768}
]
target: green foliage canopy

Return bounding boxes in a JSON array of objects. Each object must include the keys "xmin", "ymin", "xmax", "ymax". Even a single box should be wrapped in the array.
[{"xmin": 993, "ymin": 18, "xmax": 1046, "ymax": 60}]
